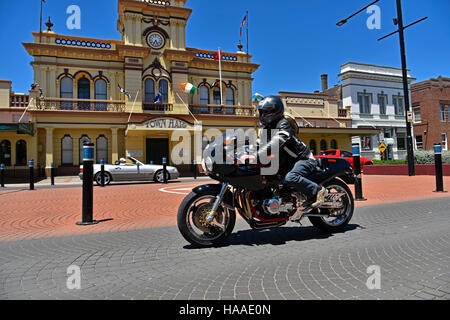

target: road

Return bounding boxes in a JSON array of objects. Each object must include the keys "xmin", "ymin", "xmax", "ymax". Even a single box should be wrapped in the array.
[{"xmin": 1, "ymin": 197, "xmax": 449, "ymax": 300}]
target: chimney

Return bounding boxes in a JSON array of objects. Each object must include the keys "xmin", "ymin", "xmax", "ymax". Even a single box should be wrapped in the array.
[{"xmin": 321, "ymin": 74, "xmax": 328, "ymax": 92}]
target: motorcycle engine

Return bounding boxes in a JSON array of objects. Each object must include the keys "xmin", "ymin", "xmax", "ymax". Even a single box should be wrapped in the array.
[{"xmin": 260, "ymin": 196, "xmax": 296, "ymax": 216}]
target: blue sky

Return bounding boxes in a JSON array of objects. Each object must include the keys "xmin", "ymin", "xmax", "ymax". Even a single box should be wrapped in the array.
[{"xmin": 0, "ymin": 0, "xmax": 449, "ymax": 96}]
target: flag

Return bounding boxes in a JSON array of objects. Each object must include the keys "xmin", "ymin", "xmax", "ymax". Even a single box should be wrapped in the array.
[
  {"xmin": 240, "ymin": 14, "xmax": 247, "ymax": 37},
  {"xmin": 118, "ymin": 84, "xmax": 131, "ymax": 99},
  {"xmin": 154, "ymin": 91, "xmax": 162, "ymax": 103},
  {"xmin": 180, "ymin": 83, "xmax": 197, "ymax": 95},
  {"xmin": 253, "ymin": 93, "xmax": 264, "ymax": 101},
  {"xmin": 213, "ymin": 49, "xmax": 221, "ymax": 61}
]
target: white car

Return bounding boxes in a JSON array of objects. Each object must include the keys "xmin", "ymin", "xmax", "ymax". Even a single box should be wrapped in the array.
[{"xmin": 79, "ymin": 156, "xmax": 180, "ymax": 185}]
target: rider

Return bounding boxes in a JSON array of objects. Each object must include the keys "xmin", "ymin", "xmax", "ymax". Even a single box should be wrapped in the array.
[{"xmin": 243, "ymin": 95, "xmax": 328, "ymax": 209}]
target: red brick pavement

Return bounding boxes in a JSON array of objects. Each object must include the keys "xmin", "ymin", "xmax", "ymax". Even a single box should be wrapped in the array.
[{"xmin": 0, "ymin": 175, "xmax": 449, "ymax": 242}]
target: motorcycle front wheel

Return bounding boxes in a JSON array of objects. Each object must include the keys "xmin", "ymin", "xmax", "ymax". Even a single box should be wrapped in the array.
[{"xmin": 177, "ymin": 189, "xmax": 236, "ymax": 248}]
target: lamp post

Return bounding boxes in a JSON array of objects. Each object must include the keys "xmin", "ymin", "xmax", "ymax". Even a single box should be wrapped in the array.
[{"xmin": 337, "ymin": 0, "xmax": 427, "ymax": 177}]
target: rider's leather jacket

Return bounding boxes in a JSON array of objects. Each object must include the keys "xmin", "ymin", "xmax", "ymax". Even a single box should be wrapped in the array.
[{"xmin": 256, "ymin": 117, "xmax": 313, "ymax": 166}]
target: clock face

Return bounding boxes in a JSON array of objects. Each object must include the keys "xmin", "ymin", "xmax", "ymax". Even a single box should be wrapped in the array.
[{"xmin": 147, "ymin": 32, "xmax": 165, "ymax": 49}]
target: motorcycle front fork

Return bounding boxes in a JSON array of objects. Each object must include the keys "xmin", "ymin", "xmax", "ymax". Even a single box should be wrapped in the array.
[{"xmin": 205, "ymin": 183, "xmax": 229, "ymax": 224}]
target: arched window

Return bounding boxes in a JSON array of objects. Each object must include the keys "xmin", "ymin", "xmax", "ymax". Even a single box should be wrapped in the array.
[
  {"xmin": 212, "ymin": 87, "xmax": 221, "ymax": 105},
  {"xmin": 95, "ymin": 79, "xmax": 107, "ymax": 111},
  {"xmin": 226, "ymin": 87, "xmax": 235, "ymax": 105},
  {"xmin": 330, "ymin": 139, "xmax": 338, "ymax": 149},
  {"xmin": 0, "ymin": 140, "xmax": 11, "ymax": 166},
  {"xmin": 159, "ymin": 80, "xmax": 169, "ymax": 103},
  {"xmin": 320, "ymin": 140, "xmax": 327, "ymax": 152},
  {"xmin": 62, "ymin": 135, "xmax": 73, "ymax": 165},
  {"xmin": 309, "ymin": 140, "xmax": 317, "ymax": 155},
  {"xmin": 79, "ymin": 135, "xmax": 91, "ymax": 165},
  {"xmin": 144, "ymin": 78, "xmax": 155, "ymax": 102},
  {"xmin": 60, "ymin": 77, "xmax": 73, "ymax": 110},
  {"xmin": 199, "ymin": 86, "xmax": 209, "ymax": 105},
  {"xmin": 16, "ymin": 140, "xmax": 27, "ymax": 165},
  {"xmin": 96, "ymin": 135, "xmax": 108, "ymax": 164},
  {"xmin": 78, "ymin": 77, "xmax": 91, "ymax": 110}
]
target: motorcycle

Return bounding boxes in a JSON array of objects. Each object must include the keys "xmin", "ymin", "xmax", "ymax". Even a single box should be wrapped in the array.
[{"xmin": 177, "ymin": 131, "xmax": 356, "ymax": 248}]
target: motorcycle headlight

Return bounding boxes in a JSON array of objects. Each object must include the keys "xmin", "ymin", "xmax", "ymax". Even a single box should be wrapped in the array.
[{"xmin": 205, "ymin": 156, "xmax": 213, "ymax": 172}]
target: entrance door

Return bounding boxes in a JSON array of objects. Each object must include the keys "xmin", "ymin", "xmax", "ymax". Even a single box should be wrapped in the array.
[{"xmin": 146, "ymin": 138, "xmax": 169, "ymax": 165}]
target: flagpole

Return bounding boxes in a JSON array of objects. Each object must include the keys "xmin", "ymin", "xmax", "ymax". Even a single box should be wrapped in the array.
[
  {"xmin": 127, "ymin": 90, "xmax": 140, "ymax": 124},
  {"xmin": 246, "ymin": 11, "xmax": 249, "ymax": 63},
  {"xmin": 219, "ymin": 48, "xmax": 223, "ymax": 106},
  {"xmin": 176, "ymin": 92, "xmax": 200, "ymax": 125}
]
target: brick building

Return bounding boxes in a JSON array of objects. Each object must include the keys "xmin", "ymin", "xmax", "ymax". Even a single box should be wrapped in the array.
[{"xmin": 411, "ymin": 76, "xmax": 450, "ymax": 150}]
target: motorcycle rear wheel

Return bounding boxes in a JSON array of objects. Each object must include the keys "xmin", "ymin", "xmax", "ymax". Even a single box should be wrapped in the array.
[
  {"xmin": 308, "ymin": 178, "xmax": 354, "ymax": 232},
  {"xmin": 177, "ymin": 190, "xmax": 236, "ymax": 248}
]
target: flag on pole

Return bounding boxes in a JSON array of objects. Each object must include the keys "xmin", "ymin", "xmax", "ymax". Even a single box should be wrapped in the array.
[
  {"xmin": 213, "ymin": 49, "xmax": 222, "ymax": 61},
  {"xmin": 154, "ymin": 91, "xmax": 162, "ymax": 103},
  {"xmin": 253, "ymin": 93, "xmax": 264, "ymax": 101},
  {"xmin": 180, "ymin": 83, "xmax": 197, "ymax": 95},
  {"xmin": 118, "ymin": 84, "xmax": 132, "ymax": 99},
  {"xmin": 240, "ymin": 14, "xmax": 247, "ymax": 37}
]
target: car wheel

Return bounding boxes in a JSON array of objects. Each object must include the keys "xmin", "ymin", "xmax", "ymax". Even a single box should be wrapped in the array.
[
  {"xmin": 94, "ymin": 172, "xmax": 112, "ymax": 186},
  {"xmin": 154, "ymin": 170, "xmax": 170, "ymax": 183}
]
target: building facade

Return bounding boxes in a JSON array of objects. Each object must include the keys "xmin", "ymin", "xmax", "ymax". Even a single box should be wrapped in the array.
[
  {"xmin": 411, "ymin": 76, "xmax": 450, "ymax": 151},
  {"xmin": 336, "ymin": 62, "xmax": 415, "ymax": 160}
]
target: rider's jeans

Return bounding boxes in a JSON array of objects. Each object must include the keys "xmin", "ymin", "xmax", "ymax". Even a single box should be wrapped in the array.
[{"xmin": 282, "ymin": 159, "xmax": 320, "ymax": 200}]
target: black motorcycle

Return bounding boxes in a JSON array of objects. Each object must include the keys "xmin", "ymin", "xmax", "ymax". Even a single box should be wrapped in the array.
[{"xmin": 177, "ymin": 132, "xmax": 356, "ymax": 248}]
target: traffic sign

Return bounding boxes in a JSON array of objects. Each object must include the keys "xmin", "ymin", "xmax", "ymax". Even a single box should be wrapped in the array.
[{"xmin": 378, "ymin": 142, "xmax": 387, "ymax": 153}]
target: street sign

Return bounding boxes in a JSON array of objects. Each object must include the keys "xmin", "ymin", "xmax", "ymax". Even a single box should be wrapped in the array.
[
  {"xmin": 407, "ymin": 111, "xmax": 413, "ymax": 123},
  {"xmin": 378, "ymin": 142, "xmax": 387, "ymax": 153}
]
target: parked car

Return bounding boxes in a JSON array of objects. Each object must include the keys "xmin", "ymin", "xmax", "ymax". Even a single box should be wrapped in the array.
[
  {"xmin": 315, "ymin": 149, "xmax": 374, "ymax": 170},
  {"xmin": 79, "ymin": 156, "xmax": 180, "ymax": 185}
]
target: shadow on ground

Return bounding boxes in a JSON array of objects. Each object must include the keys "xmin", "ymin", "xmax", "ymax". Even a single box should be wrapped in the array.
[{"xmin": 183, "ymin": 224, "xmax": 361, "ymax": 249}]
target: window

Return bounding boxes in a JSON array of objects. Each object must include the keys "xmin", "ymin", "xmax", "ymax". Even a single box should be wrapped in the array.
[
  {"xmin": 320, "ymin": 140, "xmax": 327, "ymax": 152},
  {"xmin": 342, "ymin": 151, "xmax": 353, "ymax": 158},
  {"xmin": 79, "ymin": 135, "xmax": 91, "ymax": 165},
  {"xmin": 60, "ymin": 77, "xmax": 73, "ymax": 110},
  {"xmin": 330, "ymin": 139, "xmax": 338, "ymax": 149},
  {"xmin": 62, "ymin": 135, "xmax": 73, "ymax": 165},
  {"xmin": 442, "ymin": 134, "xmax": 448, "ymax": 151},
  {"xmin": 144, "ymin": 78, "xmax": 155, "ymax": 102},
  {"xmin": 199, "ymin": 86, "xmax": 209, "ymax": 105},
  {"xmin": 440, "ymin": 106, "xmax": 446, "ymax": 122},
  {"xmin": 213, "ymin": 87, "xmax": 221, "ymax": 105},
  {"xmin": 413, "ymin": 107, "xmax": 421, "ymax": 123},
  {"xmin": 397, "ymin": 132, "xmax": 406, "ymax": 150},
  {"xmin": 393, "ymin": 95, "xmax": 405, "ymax": 116},
  {"xmin": 16, "ymin": 140, "xmax": 27, "ymax": 165},
  {"xmin": 309, "ymin": 140, "xmax": 317, "ymax": 155},
  {"xmin": 226, "ymin": 88, "xmax": 235, "ymax": 106},
  {"xmin": 357, "ymin": 92, "xmax": 372, "ymax": 114},
  {"xmin": 322, "ymin": 150, "xmax": 336, "ymax": 156},
  {"xmin": 78, "ymin": 77, "xmax": 91, "ymax": 110},
  {"xmin": 95, "ymin": 79, "xmax": 107, "ymax": 111},
  {"xmin": 361, "ymin": 136, "xmax": 372, "ymax": 150},
  {"xmin": 0, "ymin": 140, "xmax": 11, "ymax": 166},
  {"xmin": 415, "ymin": 135, "xmax": 423, "ymax": 150},
  {"xmin": 159, "ymin": 80, "xmax": 169, "ymax": 103},
  {"xmin": 378, "ymin": 94, "xmax": 387, "ymax": 115},
  {"xmin": 96, "ymin": 135, "xmax": 108, "ymax": 164}
]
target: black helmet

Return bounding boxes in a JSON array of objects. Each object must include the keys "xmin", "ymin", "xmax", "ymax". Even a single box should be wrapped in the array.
[{"xmin": 257, "ymin": 95, "xmax": 284, "ymax": 126}]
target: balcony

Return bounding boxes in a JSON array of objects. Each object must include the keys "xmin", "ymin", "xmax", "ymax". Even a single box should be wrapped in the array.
[
  {"xmin": 142, "ymin": 102, "xmax": 173, "ymax": 112},
  {"xmin": 10, "ymin": 93, "xmax": 29, "ymax": 108},
  {"xmin": 34, "ymin": 98, "xmax": 126, "ymax": 112},
  {"xmin": 338, "ymin": 109, "xmax": 349, "ymax": 118},
  {"xmin": 189, "ymin": 104, "xmax": 256, "ymax": 117}
]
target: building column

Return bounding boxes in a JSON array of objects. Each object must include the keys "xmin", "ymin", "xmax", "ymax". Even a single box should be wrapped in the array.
[
  {"xmin": 45, "ymin": 128, "xmax": 54, "ymax": 177},
  {"xmin": 111, "ymin": 128, "xmax": 119, "ymax": 163}
]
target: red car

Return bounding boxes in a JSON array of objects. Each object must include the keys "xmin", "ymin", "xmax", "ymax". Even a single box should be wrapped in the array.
[{"xmin": 315, "ymin": 149, "xmax": 374, "ymax": 170}]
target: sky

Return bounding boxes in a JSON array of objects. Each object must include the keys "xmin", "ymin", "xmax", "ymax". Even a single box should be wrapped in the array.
[{"xmin": 0, "ymin": 0, "xmax": 449, "ymax": 96}]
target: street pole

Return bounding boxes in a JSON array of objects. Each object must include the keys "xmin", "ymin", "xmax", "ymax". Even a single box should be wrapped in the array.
[{"xmin": 396, "ymin": 0, "xmax": 415, "ymax": 176}]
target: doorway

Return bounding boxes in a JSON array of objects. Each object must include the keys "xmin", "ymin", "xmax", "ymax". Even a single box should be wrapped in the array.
[{"xmin": 146, "ymin": 138, "xmax": 169, "ymax": 165}]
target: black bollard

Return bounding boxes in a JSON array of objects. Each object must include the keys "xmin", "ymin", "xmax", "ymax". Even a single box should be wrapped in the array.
[
  {"xmin": 162, "ymin": 157, "xmax": 168, "ymax": 184},
  {"xmin": 1, "ymin": 164, "xmax": 5, "ymax": 188},
  {"xmin": 193, "ymin": 160, "xmax": 197, "ymax": 180},
  {"xmin": 352, "ymin": 143, "xmax": 367, "ymax": 201},
  {"xmin": 50, "ymin": 163, "xmax": 55, "ymax": 186},
  {"xmin": 100, "ymin": 159, "xmax": 105, "ymax": 187},
  {"xmin": 433, "ymin": 143, "xmax": 447, "ymax": 193},
  {"xmin": 29, "ymin": 160, "xmax": 34, "ymax": 191},
  {"xmin": 77, "ymin": 142, "xmax": 99, "ymax": 225}
]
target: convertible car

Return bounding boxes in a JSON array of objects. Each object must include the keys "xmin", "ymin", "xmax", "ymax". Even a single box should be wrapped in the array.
[{"xmin": 79, "ymin": 156, "xmax": 180, "ymax": 185}]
